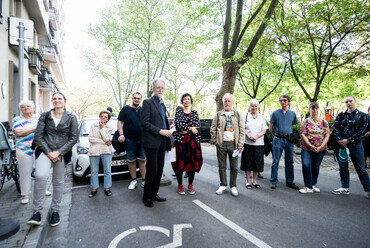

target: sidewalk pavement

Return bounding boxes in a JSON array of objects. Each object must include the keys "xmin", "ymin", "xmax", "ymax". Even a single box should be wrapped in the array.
[
  {"xmin": 0, "ymin": 164, "xmax": 73, "ymax": 248},
  {"xmin": 0, "ymin": 148, "xmax": 367, "ymax": 247}
]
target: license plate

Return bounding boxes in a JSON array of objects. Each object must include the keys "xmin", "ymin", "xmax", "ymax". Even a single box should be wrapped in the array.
[{"xmin": 112, "ymin": 159, "xmax": 127, "ymax": 166}]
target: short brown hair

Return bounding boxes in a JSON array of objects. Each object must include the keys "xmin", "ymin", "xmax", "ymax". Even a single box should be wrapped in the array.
[
  {"xmin": 99, "ymin": 110, "xmax": 111, "ymax": 120},
  {"xmin": 279, "ymin": 94, "xmax": 291, "ymax": 102},
  {"xmin": 309, "ymin": 102, "xmax": 319, "ymax": 110}
]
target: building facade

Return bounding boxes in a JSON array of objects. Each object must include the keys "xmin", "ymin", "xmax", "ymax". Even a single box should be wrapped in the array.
[{"xmin": 0, "ymin": 0, "xmax": 66, "ymax": 124}]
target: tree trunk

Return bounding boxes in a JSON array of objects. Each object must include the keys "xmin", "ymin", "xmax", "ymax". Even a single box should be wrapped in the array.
[{"xmin": 215, "ymin": 62, "xmax": 240, "ymax": 111}]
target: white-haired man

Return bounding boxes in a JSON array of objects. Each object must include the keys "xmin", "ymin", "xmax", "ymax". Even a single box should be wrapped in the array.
[{"xmin": 210, "ymin": 93, "xmax": 245, "ymax": 196}]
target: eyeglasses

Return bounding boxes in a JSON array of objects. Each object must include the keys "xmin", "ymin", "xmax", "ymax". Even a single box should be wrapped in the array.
[
  {"xmin": 345, "ymin": 100, "xmax": 353, "ymax": 103},
  {"xmin": 155, "ymin": 87, "xmax": 165, "ymax": 91},
  {"xmin": 279, "ymin": 99, "xmax": 288, "ymax": 102},
  {"xmin": 132, "ymin": 97, "xmax": 141, "ymax": 100},
  {"xmin": 100, "ymin": 116, "xmax": 109, "ymax": 119}
]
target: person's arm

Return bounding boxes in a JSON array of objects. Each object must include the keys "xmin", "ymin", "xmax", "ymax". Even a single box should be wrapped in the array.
[
  {"xmin": 117, "ymin": 120, "xmax": 125, "ymax": 143},
  {"xmin": 13, "ymin": 123, "xmax": 36, "ymax": 137},
  {"xmin": 209, "ymin": 113, "xmax": 218, "ymax": 144},
  {"xmin": 33, "ymin": 112, "xmax": 52, "ymax": 154},
  {"xmin": 269, "ymin": 123, "xmax": 275, "ymax": 137},
  {"xmin": 237, "ymin": 112, "xmax": 245, "ymax": 150},
  {"xmin": 174, "ymin": 110, "xmax": 189, "ymax": 133},
  {"xmin": 348, "ymin": 113, "xmax": 368, "ymax": 143}
]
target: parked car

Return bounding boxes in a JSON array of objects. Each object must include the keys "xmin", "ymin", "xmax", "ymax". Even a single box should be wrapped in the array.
[
  {"xmin": 72, "ymin": 117, "xmax": 134, "ymax": 178},
  {"xmin": 200, "ymin": 119, "xmax": 212, "ymax": 142}
]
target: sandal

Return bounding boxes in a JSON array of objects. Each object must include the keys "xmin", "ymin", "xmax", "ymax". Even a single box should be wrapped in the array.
[
  {"xmin": 88, "ymin": 190, "xmax": 97, "ymax": 198},
  {"xmin": 252, "ymin": 183, "xmax": 261, "ymax": 189},
  {"xmin": 104, "ymin": 189, "xmax": 112, "ymax": 196},
  {"xmin": 246, "ymin": 184, "xmax": 252, "ymax": 189}
]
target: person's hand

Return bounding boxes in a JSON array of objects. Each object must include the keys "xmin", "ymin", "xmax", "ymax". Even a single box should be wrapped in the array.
[
  {"xmin": 190, "ymin": 127, "xmax": 198, "ymax": 134},
  {"xmin": 251, "ymin": 135, "xmax": 259, "ymax": 142},
  {"xmin": 338, "ymin": 139, "xmax": 349, "ymax": 148},
  {"xmin": 365, "ymin": 132, "xmax": 370, "ymax": 137},
  {"xmin": 105, "ymin": 141, "xmax": 112, "ymax": 146},
  {"xmin": 99, "ymin": 121, "xmax": 105, "ymax": 129},
  {"xmin": 180, "ymin": 131, "xmax": 187, "ymax": 134},
  {"xmin": 118, "ymin": 135, "xmax": 125, "ymax": 143},
  {"xmin": 160, "ymin": 129, "xmax": 172, "ymax": 137},
  {"xmin": 237, "ymin": 146, "xmax": 243, "ymax": 152},
  {"xmin": 48, "ymin": 151, "xmax": 61, "ymax": 163}
]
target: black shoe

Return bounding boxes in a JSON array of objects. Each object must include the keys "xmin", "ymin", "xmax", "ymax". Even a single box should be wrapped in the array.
[
  {"xmin": 50, "ymin": 212, "xmax": 60, "ymax": 227},
  {"xmin": 27, "ymin": 212, "xmax": 41, "ymax": 226},
  {"xmin": 286, "ymin": 183, "xmax": 299, "ymax": 190},
  {"xmin": 152, "ymin": 195, "xmax": 167, "ymax": 202},
  {"xmin": 270, "ymin": 183, "xmax": 277, "ymax": 189},
  {"xmin": 143, "ymin": 199, "xmax": 154, "ymax": 208},
  {"xmin": 258, "ymin": 174, "xmax": 264, "ymax": 179}
]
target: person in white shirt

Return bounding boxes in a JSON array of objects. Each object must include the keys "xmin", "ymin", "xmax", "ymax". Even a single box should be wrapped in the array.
[{"xmin": 241, "ymin": 99, "xmax": 267, "ymax": 189}]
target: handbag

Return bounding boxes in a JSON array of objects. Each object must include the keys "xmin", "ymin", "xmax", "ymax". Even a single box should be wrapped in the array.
[{"xmin": 112, "ymin": 130, "xmax": 126, "ymax": 154}]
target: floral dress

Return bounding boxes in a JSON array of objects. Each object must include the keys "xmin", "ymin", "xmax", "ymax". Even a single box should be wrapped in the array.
[
  {"xmin": 300, "ymin": 118, "xmax": 330, "ymax": 151},
  {"xmin": 171, "ymin": 109, "xmax": 203, "ymax": 174}
]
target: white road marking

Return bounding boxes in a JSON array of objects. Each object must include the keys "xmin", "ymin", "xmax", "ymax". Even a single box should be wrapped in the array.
[
  {"xmin": 108, "ymin": 228, "xmax": 137, "ymax": 248},
  {"xmin": 71, "ymin": 185, "xmax": 90, "ymax": 190},
  {"xmin": 139, "ymin": 226, "xmax": 170, "ymax": 237},
  {"xmin": 193, "ymin": 200, "xmax": 272, "ymax": 248},
  {"xmin": 157, "ymin": 224, "xmax": 192, "ymax": 248}
]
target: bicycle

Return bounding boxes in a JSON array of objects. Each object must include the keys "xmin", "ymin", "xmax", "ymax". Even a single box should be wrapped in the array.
[{"xmin": 0, "ymin": 123, "xmax": 21, "ymax": 194}]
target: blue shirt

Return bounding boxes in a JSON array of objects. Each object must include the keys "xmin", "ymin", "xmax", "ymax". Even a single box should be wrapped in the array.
[
  {"xmin": 153, "ymin": 95, "xmax": 167, "ymax": 129},
  {"xmin": 270, "ymin": 109, "xmax": 298, "ymax": 135}
]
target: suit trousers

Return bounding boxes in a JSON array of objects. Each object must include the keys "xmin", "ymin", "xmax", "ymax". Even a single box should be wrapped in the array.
[{"xmin": 143, "ymin": 137, "xmax": 166, "ymax": 200}]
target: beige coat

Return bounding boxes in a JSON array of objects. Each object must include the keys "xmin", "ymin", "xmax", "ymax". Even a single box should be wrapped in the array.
[
  {"xmin": 210, "ymin": 110, "xmax": 245, "ymax": 148},
  {"xmin": 88, "ymin": 122, "xmax": 113, "ymax": 156}
]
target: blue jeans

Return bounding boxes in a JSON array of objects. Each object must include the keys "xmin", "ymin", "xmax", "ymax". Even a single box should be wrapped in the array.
[
  {"xmin": 89, "ymin": 154, "xmax": 112, "ymax": 189},
  {"xmin": 270, "ymin": 137, "xmax": 295, "ymax": 184},
  {"xmin": 301, "ymin": 149, "xmax": 326, "ymax": 189},
  {"xmin": 334, "ymin": 142, "xmax": 370, "ymax": 191}
]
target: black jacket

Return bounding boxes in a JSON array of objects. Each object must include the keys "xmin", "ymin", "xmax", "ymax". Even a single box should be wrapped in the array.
[
  {"xmin": 140, "ymin": 96, "xmax": 170, "ymax": 150},
  {"xmin": 34, "ymin": 110, "xmax": 78, "ymax": 156}
]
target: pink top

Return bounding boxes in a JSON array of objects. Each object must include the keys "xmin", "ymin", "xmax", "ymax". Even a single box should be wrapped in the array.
[{"xmin": 300, "ymin": 118, "xmax": 330, "ymax": 151}]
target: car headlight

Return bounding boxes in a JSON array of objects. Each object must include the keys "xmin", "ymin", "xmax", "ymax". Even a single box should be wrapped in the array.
[{"xmin": 77, "ymin": 144, "xmax": 89, "ymax": 154}]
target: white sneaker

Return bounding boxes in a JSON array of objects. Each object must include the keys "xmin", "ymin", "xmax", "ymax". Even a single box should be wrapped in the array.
[
  {"xmin": 45, "ymin": 190, "xmax": 52, "ymax": 196},
  {"xmin": 230, "ymin": 187, "xmax": 239, "ymax": 197},
  {"xmin": 332, "ymin": 188, "xmax": 349, "ymax": 195},
  {"xmin": 299, "ymin": 187, "xmax": 313, "ymax": 194},
  {"xmin": 313, "ymin": 185, "xmax": 320, "ymax": 193},
  {"xmin": 21, "ymin": 196, "xmax": 29, "ymax": 204},
  {"xmin": 128, "ymin": 180, "xmax": 137, "ymax": 190},
  {"xmin": 216, "ymin": 186, "xmax": 227, "ymax": 195}
]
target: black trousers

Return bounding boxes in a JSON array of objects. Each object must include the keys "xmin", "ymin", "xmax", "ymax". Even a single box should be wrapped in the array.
[{"xmin": 143, "ymin": 138, "xmax": 166, "ymax": 201}]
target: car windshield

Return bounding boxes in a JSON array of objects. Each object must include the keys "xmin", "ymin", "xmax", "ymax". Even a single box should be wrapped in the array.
[{"xmin": 80, "ymin": 119, "xmax": 118, "ymax": 136}]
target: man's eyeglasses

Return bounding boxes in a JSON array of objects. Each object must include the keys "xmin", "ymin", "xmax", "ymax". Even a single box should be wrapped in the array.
[
  {"xmin": 133, "ymin": 97, "xmax": 141, "ymax": 100},
  {"xmin": 155, "ymin": 87, "xmax": 165, "ymax": 91},
  {"xmin": 345, "ymin": 100, "xmax": 353, "ymax": 103},
  {"xmin": 100, "ymin": 116, "xmax": 109, "ymax": 119},
  {"xmin": 279, "ymin": 99, "xmax": 288, "ymax": 102}
]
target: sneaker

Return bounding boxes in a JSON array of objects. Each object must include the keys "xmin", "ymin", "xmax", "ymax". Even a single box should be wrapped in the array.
[
  {"xmin": 332, "ymin": 188, "xmax": 350, "ymax": 195},
  {"xmin": 286, "ymin": 183, "xmax": 299, "ymax": 190},
  {"xmin": 178, "ymin": 185, "xmax": 185, "ymax": 195},
  {"xmin": 299, "ymin": 187, "xmax": 313, "ymax": 194},
  {"xmin": 270, "ymin": 183, "xmax": 277, "ymax": 189},
  {"xmin": 188, "ymin": 184, "xmax": 195, "ymax": 195},
  {"xmin": 45, "ymin": 190, "xmax": 52, "ymax": 196},
  {"xmin": 21, "ymin": 196, "xmax": 29, "ymax": 204},
  {"xmin": 27, "ymin": 212, "xmax": 41, "ymax": 226},
  {"xmin": 216, "ymin": 186, "xmax": 227, "ymax": 195},
  {"xmin": 231, "ymin": 187, "xmax": 239, "ymax": 197},
  {"xmin": 141, "ymin": 180, "xmax": 145, "ymax": 188},
  {"xmin": 50, "ymin": 212, "xmax": 60, "ymax": 227},
  {"xmin": 128, "ymin": 179, "xmax": 137, "ymax": 190},
  {"xmin": 313, "ymin": 185, "xmax": 321, "ymax": 193}
]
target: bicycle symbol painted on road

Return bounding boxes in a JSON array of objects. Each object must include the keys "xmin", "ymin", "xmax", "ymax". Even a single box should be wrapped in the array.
[{"xmin": 108, "ymin": 223, "xmax": 192, "ymax": 248}]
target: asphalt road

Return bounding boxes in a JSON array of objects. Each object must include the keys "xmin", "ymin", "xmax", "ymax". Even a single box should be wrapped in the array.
[{"xmin": 65, "ymin": 144, "xmax": 370, "ymax": 248}]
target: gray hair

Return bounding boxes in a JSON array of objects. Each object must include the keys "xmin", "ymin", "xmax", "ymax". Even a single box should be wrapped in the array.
[
  {"xmin": 19, "ymin": 100, "xmax": 35, "ymax": 109},
  {"xmin": 249, "ymin": 99, "xmax": 259, "ymax": 107},
  {"xmin": 222, "ymin": 93, "xmax": 234, "ymax": 103},
  {"xmin": 152, "ymin": 78, "xmax": 168, "ymax": 89}
]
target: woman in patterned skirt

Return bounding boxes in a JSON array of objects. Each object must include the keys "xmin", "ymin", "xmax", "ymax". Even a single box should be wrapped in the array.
[{"xmin": 172, "ymin": 93, "xmax": 203, "ymax": 195}]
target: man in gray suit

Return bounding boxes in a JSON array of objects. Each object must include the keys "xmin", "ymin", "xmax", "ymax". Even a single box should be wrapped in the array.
[{"xmin": 140, "ymin": 78, "xmax": 171, "ymax": 207}]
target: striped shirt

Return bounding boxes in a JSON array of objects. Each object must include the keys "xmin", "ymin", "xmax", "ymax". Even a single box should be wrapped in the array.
[{"xmin": 13, "ymin": 115, "xmax": 38, "ymax": 156}]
